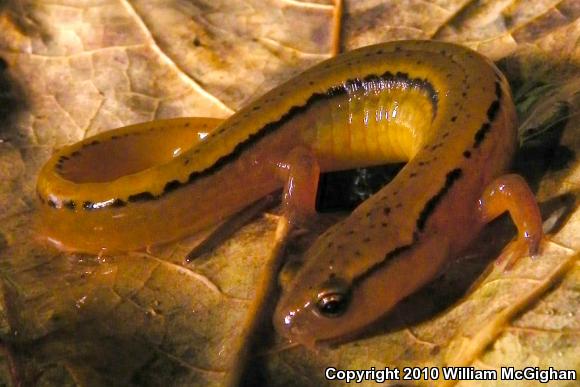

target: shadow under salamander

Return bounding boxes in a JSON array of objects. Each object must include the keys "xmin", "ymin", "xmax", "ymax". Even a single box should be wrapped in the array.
[{"xmin": 0, "ymin": 56, "xmax": 27, "ymax": 139}]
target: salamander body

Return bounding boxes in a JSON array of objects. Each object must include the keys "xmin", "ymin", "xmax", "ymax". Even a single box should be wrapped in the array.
[{"xmin": 36, "ymin": 41, "xmax": 542, "ymax": 345}]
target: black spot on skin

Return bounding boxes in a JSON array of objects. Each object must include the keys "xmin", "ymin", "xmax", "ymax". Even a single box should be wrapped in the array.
[
  {"xmin": 64, "ymin": 69, "xmax": 441, "ymax": 210},
  {"xmin": 410, "ymin": 172, "xmax": 417, "ymax": 178},
  {"xmin": 347, "ymin": 230, "xmax": 355, "ymax": 235},
  {"xmin": 71, "ymin": 151, "xmax": 80, "ymax": 157},
  {"xmin": 413, "ymin": 231, "xmax": 420, "ymax": 241},
  {"xmin": 188, "ymin": 170, "xmax": 199, "ymax": 182},
  {"xmin": 184, "ymin": 159, "xmax": 190, "ymax": 165},
  {"xmin": 163, "ymin": 180, "xmax": 181, "ymax": 193},
  {"xmin": 252, "ymin": 106, "xmax": 260, "ymax": 111},
  {"xmin": 111, "ymin": 135, "xmax": 120, "ymax": 140},
  {"xmin": 363, "ymin": 74, "xmax": 380, "ymax": 83},
  {"xmin": 111, "ymin": 199, "xmax": 126, "ymax": 208},
  {"xmin": 355, "ymin": 250, "xmax": 362, "ymax": 256},
  {"xmin": 463, "ymin": 150, "xmax": 472, "ymax": 158},
  {"xmin": 128, "ymin": 192, "xmax": 156, "ymax": 202},
  {"xmin": 327, "ymin": 242, "xmax": 333, "ymax": 248},
  {"xmin": 381, "ymin": 222, "xmax": 387, "ymax": 227},
  {"xmin": 185, "ymin": 123, "xmax": 190, "ymax": 127},
  {"xmin": 383, "ymin": 245, "xmax": 411, "ymax": 263},
  {"xmin": 418, "ymin": 161, "xmax": 427, "ymax": 166},
  {"xmin": 180, "ymin": 73, "xmax": 438, "ymax": 194},
  {"xmin": 384, "ymin": 207, "xmax": 391, "ymax": 215},
  {"xmin": 363, "ymin": 237, "xmax": 371, "ymax": 242},
  {"xmin": 83, "ymin": 140, "xmax": 99, "ymax": 147},
  {"xmin": 416, "ymin": 168, "xmax": 463, "ymax": 231},
  {"xmin": 451, "ymin": 116, "xmax": 457, "ymax": 122},
  {"xmin": 376, "ymin": 49, "xmax": 384, "ymax": 55},
  {"xmin": 473, "ymin": 122, "xmax": 492, "ymax": 148},
  {"xmin": 442, "ymin": 132, "xmax": 449, "ymax": 139},
  {"xmin": 396, "ymin": 203, "xmax": 402, "ymax": 208},
  {"xmin": 487, "ymin": 98, "xmax": 501, "ymax": 121}
]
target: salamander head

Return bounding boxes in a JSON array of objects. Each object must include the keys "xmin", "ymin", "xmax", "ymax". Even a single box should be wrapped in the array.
[
  {"xmin": 273, "ymin": 238, "xmax": 404, "ymax": 348},
  {"xmin": 274, "ymin": 271, "xmax": 353, "ymax": 348},
  {"xmin": 273, "ymin": 211, "xmax": 438, "ymax": 348}
]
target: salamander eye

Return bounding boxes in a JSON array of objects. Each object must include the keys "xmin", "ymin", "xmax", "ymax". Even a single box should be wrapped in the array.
[{"xmin": 315, "ymin": 281, "xmax": 351, "ymax": 318}]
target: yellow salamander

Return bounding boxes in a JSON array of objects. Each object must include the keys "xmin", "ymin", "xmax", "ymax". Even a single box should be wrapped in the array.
[{"xmin": 36, "ymin": 40, "xmax": 543, "ymax": 346}]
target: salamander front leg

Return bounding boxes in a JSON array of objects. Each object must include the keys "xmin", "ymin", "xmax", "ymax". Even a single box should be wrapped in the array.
[
  {"xmin": 274, "ymin": 147, "xmax": 321, "ymax": 291},
  {"xmin": 478, "ymin": 174, "xmax": 544, "ymax": 269},
  {"xmin": 278, "ymin": 146, "xmax": 321, "ymax": 227}
]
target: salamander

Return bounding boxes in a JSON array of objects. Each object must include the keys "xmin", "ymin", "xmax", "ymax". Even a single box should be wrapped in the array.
[{"xmin": 36, "ymin": 40, "xmax": 543, "ymax": 346}]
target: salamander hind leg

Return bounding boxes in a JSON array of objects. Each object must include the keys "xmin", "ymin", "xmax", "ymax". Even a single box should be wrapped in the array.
[{"xmin": 478, "ymin": 174, "xmax": 544, "ymax": 269}]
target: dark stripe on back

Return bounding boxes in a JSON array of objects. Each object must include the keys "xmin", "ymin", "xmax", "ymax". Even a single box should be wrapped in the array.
[
  {"xmin": 181, "ymin": 71, "xmax": 438, "ymax": 197},
  {"xmin": 53, "ymin": 70, "xmax": 439, "ymax": 210},
  {"xmin": 473, "ymin": 81, "xmax": 502, "ymax": 148},
  {"xmin": 416, "ymin": 168, "xmax": 463, "ymax": 231},
  {"xmin": 352, "ymin": 243, "xmax": 414, "ymax": 288}
]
